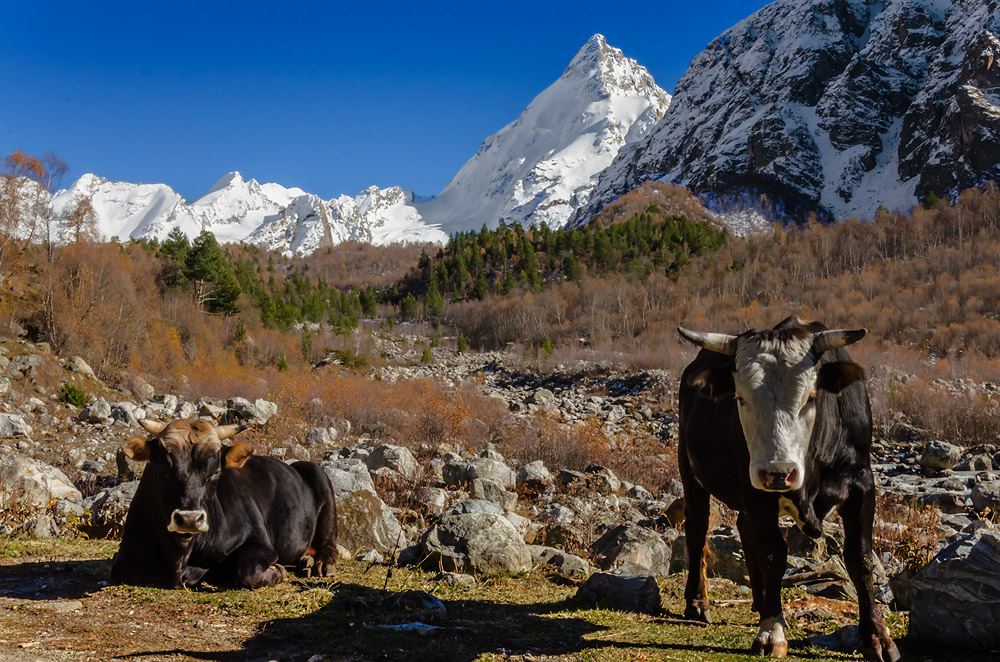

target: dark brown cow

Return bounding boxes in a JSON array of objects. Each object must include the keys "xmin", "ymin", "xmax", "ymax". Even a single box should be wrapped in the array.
[
  {"xmin": 110, "ymin": 418, "xmax": 337, "ymax": 589},
  {"xmin": 677, "ymin": 317, "xmax": 899, "ymax": 661}
]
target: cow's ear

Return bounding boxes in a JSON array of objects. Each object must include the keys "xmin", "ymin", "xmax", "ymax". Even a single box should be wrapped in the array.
[
  {"xmin": 686, "ymin": 365, "xmax": 735, "ymax": 400},
  {"xmin": 122, "ymin": 435, "xmax": 153, "ymax": 463},
  {"xmin": 224, "ymin": 442, "xmax": 253, "ymax": 468},
  {"xmin": 817, "ymin": 361, "xmax": 866, "ymax": 394}
]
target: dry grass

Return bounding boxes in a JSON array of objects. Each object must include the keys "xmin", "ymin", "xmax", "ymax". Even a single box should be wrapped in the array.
[{"xmin": 0, "ymin": 537, "xmax": 967, "ymax": 662}]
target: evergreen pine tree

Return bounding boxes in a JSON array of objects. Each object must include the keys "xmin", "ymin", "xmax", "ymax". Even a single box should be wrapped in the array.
[
  {"xmin": 300, "ymin": 326, "xmax": 313, "ymax": 363},
  {"xmin": 424, "ymin": 280, "xmax": 445, "ymax": 320}
]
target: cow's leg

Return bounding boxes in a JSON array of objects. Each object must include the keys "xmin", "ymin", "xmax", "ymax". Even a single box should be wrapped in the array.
[
  {"xmin": 679, "ymin": 451, "xmax": 712, "ymax": 623},
  {"xmin": 230, "ymin": 541, "xmax": 286, "ymax": 588},
  {"xmin": 747, "ymin": 503, "xmax": 788, "ymax": 658},
  {"xmin": 841, "ymin": 481, "xmax": 900, "ymax": 662},
  {"xmin": 292, "ymin": 462, "xmax": 338, "ymax": 578},
  {"xmin": 736, "ymin": 511, "xmax": 765, "ymax": 614}
]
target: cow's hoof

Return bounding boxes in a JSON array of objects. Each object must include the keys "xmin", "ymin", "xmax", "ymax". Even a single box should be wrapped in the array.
[
  {"xmin": 751, "ymin": 639, "xmax": 788, "ymax": 657},
  {"xmin": 752, "ymin": 616, "xmax": 788, "ymax": 658},
  {"xmin": 264, "ymin": 563, "xmax": 287, "ymax": 586},
  {"xmin": 297, "ymin": 555, "xmax": 315, "ymax": 578},
  {"xmin": 313, "ymin": 560, "xmax": 337, "ymax": 577},
  {"xmin": 683, "ymin": 602, "xmax": 712, "ymax": 624},
  {"xmin": 860, "ymin": 637, "xmax": 901, "ymax": 662}
]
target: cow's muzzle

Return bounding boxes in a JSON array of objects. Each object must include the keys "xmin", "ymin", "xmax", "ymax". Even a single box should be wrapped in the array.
[
  {"xmin": 168, "ymin": 509, "xmax": 209, "ymax": 534},
  {"xmin": 755, "ymin": 462, "xmax": 801, "ymax": 492}
]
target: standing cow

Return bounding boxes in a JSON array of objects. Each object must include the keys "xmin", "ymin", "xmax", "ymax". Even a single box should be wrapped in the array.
[
  {"xmin": 676, "ymin": 316, "xmax": 899, "ymax": 662},
  {"xmin": 111, "ymin": 418, "xmax": 338, "ymax": 589}
]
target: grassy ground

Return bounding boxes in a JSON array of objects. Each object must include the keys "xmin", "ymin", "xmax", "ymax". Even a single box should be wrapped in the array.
[{"xmin": 0, "ymin": 538, "xmax": 992, "ymax": 662}]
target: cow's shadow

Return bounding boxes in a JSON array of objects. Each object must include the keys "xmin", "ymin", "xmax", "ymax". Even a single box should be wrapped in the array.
[
  {"xmin": 124, "ymin": 582, "xmax": 758, "ymax": 662},
  {"xmin": 0, "ymin": 558, "xmax": 112, "ymax": 600}
]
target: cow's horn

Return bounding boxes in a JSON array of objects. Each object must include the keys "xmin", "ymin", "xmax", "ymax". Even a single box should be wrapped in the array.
[
  {"xmin": 139, "ymin": 419, "xmax": 167, "ymax": 435},
  {"xmin": 813, "ymin": 328, "xmax": 867, "ymax": 354},
  {"xmin": 215, "ymin": 422, "xmax": 248, "ymax": 441},
  {"xmin": 677, "ymin": 327, "xmax": 737, "ymax": 356}
]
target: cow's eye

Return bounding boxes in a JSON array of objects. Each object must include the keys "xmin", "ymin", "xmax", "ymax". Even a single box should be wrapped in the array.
[
  {"xmin": 805, "ymin": 390, "xmax": 817, "ymax": 406},
  {"xmin": 735, "ymin": 394, "xmax": 746, "ymax": 406}
]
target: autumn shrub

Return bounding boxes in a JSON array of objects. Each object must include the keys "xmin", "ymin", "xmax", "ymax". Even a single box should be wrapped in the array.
[{"xmin": 874, "ymin": 491, "xmax": 945, "ymax": 571}]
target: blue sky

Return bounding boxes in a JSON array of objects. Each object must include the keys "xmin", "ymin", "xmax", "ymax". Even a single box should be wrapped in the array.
[{"xmin": 2, "ymin": 1, "xmax": 768, "ymax": 201}]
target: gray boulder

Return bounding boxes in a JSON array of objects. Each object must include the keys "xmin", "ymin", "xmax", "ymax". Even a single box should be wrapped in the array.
[
  {"xmin": 575, "ymin": 572, "xmax": 661, "ymax": 614},
  {"xmin": 470, "ymin": 478, "xmax": 517, "ymax": 511},
  {"xmin": 67, "ymin": 356, "xmax": 95, "ymax": 379},
  {"xmin": 111, "ymin": 402, "xmax": 142, "ymax": 427},
  {"xmin": 420, "ymin": 512, "xmax": 532, "ymax": 575},
  {"xmin": 415, "ymin": 486, "xmax": 448, "ymax": 515},
  {"xmin": 910, "ymin": 530, "xmax": 1000, "ymax": 649},
  {"xmin": 517, "ymin": 460, "xmax": 554, "ymax": 492},
  {"xmin": 366, "ymin": 444, "xmax": 419, "ymax": 480},
  {"xmin": 80, "ymin": 481, "xmax": 139, "ymax": 538},
  {"xmin": 971, "ymin": 481, "xmax": 1000, "ymax": 516},
  {"xmin": 175, "ymin": 401, "xmax": 197, "ymax": 419},
  {"xmin": 956, "ymin": 454, "xmax": 994, "ymax": 472},
  {"xmin": 920, "ymin": 440, "xmax": 962, "ymax": 470},
  {"xmin": 915, "ymin": 491, "xmax": 969, "ymax": 514},
  {"xmin": 0, "ymin": 413, "xmax": 32, "ymax": 438},
  {"xmin": 225, "ymin": 397, "xmax": 276, "ymax": 424},
  {"xmin": 590, "ymin": 523, "xmax": 672, "ymax": 576},
  {"xmin": 79, "ymin": 398, "xmax": 113, "ymax": 424},
  {"xmin": 0, "ymin": 449, "xmax": 81, "ymax": 510},
  {"xmin": 467, "ymin": 458, "xmax": 515, "ymax": 489},
  {"xmin": 671, "ymin": 527, "xmax": 747, "ymax": 584},
  {"xmin": 448, "ymin": 499, "xmax": 504, "ymax": 516},
  {"xmin": 8, "ymin": 354, "xmax": 42, "ymax": 379},
  {"xmin": 305, "ymin": 427, "xmax": 335, "ymax": 446},
  {"xmin": 584, "ymin": 464, "xmax": 621, "ymax": 495},
  {"xmin": 337, "ymin": 489, "xmax": 407, "ymax": 556},
  {"xmin": 526, "ymin": 388, "xmax": 554, "ymax": 406},
  {"xmin": 321, "ymin": 458, "xmax": 377, "ymax": 499},
  {"xmin": 528, "ymin": 544, "xmax": 591, "ymax": 578}
]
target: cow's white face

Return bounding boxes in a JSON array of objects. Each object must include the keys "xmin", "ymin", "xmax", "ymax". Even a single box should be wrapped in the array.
[
  {"xmin": 679, "ymin": 318, "xmax": 867, "ymax": 493},
  {"xmin": 732, "ymin": 334, "xmax": 817, "ymax": 491}
]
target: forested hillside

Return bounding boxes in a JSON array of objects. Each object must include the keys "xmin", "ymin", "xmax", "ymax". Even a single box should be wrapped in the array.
[{"xmin": 5, "ymin": 149, "xmax": 1000, "ymax": 443}]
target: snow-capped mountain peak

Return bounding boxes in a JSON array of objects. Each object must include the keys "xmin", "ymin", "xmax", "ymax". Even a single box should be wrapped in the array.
[{"xmin": 416, "ymin": 34, "xmax": 671, "ymax": 234}]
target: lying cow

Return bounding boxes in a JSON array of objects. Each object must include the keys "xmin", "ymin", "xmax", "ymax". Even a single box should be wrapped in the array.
[
  {"xmin": 677, "ymin": 316, "xmax": 899, "ymax": 662},
  {"xmin": 111, "ymin": 418, "xmax": 337, "ymax": 588}
]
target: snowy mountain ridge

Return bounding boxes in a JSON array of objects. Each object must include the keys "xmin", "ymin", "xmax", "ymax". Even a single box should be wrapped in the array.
[
  {"xmin": 45, "ymin": 34, "xmax": 669, "ymax": 255},
  {"xmin": 575, "ymin": 0, "xmax": 1000, "ymax": 223}
]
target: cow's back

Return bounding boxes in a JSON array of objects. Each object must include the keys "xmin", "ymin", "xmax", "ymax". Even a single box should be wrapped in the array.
[
  {"xmin": 678, "ymin": 349, "xmax": 746, "ymax": 510},
  {"xmin": 214, "ymin": 455, "xmax": 325, "ymax": 564}
]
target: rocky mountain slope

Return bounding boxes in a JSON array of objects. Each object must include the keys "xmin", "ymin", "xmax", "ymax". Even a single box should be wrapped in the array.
[
  {"xmin": 577, "ymin": 0, "xmax": 1000, "ymax": 223},
  {"xmin": 43, "ymin": 35, "xmax": 668, "ymax": 254}
]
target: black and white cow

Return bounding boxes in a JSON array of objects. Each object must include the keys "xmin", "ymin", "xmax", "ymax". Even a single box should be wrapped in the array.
[
  {"xmin": 110, "ymin": 418, "xmax": 338, "ymax": 589},
  {"xmin": 677, "ymin": 316, "xmax": 899, "ymax": 661}
]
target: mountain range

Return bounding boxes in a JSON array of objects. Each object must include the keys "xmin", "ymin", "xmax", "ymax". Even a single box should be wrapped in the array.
[
  {"xmin": 47, "ymin": 35, "xmax": 668, "ymax": 255},
  {"xmin": 44, "ymin": 0, "xmax": 1000, "ymax": 254}
]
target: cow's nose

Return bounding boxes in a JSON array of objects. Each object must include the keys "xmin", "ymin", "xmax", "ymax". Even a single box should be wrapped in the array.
[
  {"xmin": 169, "ymin": 509, "xmax": 209, "ymax": 534},
  {"xmin": 758, "ymin": 463, "xmax": 799, "ymax": 491}
]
